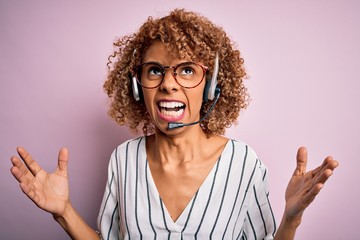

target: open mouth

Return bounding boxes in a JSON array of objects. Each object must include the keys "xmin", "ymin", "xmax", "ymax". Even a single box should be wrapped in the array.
[{"xmin": 158, "ymin": 101, "xmax": 185, "ymax": 117}]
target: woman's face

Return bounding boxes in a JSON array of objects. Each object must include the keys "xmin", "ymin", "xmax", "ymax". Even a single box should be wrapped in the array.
[{"xmin": 141, "ymin": 41, "xmax": 207, "ymax": 135}]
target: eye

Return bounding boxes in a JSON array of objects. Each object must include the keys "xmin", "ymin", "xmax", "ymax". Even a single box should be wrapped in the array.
[
  {"xmin": 148, "ymin": 65, "xmax": 163, "ymax": 76},
  {"xmin": 178, "ymin": 65, "xmax": 195, "ymax": 76},
  {"xmin": 142, "ymin": 63, "xmax": 164, "ymax": 80}
]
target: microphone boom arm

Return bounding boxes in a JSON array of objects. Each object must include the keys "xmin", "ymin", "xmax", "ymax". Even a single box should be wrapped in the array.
[{"xmin": 167, "ymin": 87, "xmax": 221, "ymax": 130}]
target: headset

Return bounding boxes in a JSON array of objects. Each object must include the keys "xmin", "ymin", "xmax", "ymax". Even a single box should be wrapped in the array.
[
  {"xmin": 131, "ymin": 53, "xmax": 221, "ymax": 130},
  {"xmin": 131, "ymin": 52, "xmax": 220, "ymax": 102}
]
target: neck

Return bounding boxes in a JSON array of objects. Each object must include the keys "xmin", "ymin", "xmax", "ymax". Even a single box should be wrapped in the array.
[{"xmin": 147, "ymin": 126, "xmax": 208, "ymax": 166}]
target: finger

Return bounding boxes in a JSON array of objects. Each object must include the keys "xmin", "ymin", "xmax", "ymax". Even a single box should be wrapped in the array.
[
  {"xmin": 11, "ymin": 162, "xmax": 37, "ymax": 199},
  {"xmin": 323, "ymin": 157, "xmax": 339, "ymax": 171},
  {"xmin": 10, "ymin": 156, "xmax": 34, "ymax": 184},
  {"xmin": 307, "ymin": 162, "xmax": 337, "ymax": 198},
  {"xmin": 302, "ymin": 182, "xmax": 324, "ymax": 206},
  {"xmin": 20, "ymin": 182, "xmax": 41, "ymax": 205},
  {"xmin": 56, "ymin": 148, "xmax": 69, "ymax": 177},
  {"xmin": 17, "ymin": 147, "xmax": 42, "ymax": 177},
  {"xmin": 311, "ymin": 157, "xmax": 339, "ymax": 179},
  {"xmin": 312, "ymin": 168, "xmax": 335, "ymax": 188},
  {"xmin": 294, "ymin": 146, "xmax": 308, "ymax": 176},
  {"xmin": 311, "ymin": 157, "xmax": 332, "ymax": 176}
]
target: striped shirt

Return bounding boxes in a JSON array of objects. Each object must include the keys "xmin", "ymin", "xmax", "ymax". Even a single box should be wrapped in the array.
[{"xmin": 97, "ymin": 137, "xmax": 276, "ymax": 240}]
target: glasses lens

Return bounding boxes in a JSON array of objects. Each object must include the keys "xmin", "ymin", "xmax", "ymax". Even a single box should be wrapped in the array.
[
  {"xmin": 175, "ymin": 62, "xmax": 205, "ymax": 88},
  {"xmin": 138, "ymin": 62, "xmax": 206, "ymax": 88},
  {"xmin": 139, "ymin": 63, "xmax": 164, "ymax": 88}
]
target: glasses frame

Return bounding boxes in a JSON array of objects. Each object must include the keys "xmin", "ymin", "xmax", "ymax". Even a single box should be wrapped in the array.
[{"xmin": 135, "ymin": 61, "xmax": 209, "ymax": 89}]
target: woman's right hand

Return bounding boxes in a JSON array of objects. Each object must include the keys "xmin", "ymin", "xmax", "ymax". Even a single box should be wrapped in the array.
[{"xmin": 10, "ymin": 147, "xmax": 70, "ymax": 217}]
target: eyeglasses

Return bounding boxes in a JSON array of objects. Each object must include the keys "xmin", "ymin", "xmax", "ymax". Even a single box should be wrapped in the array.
[{"xmin": 136, "ymin": 61, "xmax": 208, "ymax": 89}]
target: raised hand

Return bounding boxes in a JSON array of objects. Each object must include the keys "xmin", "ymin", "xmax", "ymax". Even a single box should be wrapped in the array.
[
  {"xmin": 10, "ymin": 147, "xmax": 70, "ymax": 217},
  {"xmin": 284, "ymin": 147, "xmax": 339, "ymax": 223}
]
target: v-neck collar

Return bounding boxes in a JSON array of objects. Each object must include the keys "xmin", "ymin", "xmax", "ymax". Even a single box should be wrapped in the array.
[{"xmin": 143, "ymin": 137, "xmax": 231, "ymax": 230}]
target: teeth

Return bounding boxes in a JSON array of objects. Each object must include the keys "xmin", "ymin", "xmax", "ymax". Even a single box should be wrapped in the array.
[
  {"xmin": 158, "ymin": 101, "xmax": 185, "ymax": 117},
  {"xmin": 159, "ymin": 101, "xmax": 184, "ymax": 108},
  {"xmin": 160, "ymin": 108, "xmax": 184, "ymax": 117}
]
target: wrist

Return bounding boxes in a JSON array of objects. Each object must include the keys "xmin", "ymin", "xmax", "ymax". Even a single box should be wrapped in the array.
[
  {"xmin": 52, "ymin": 202, "xmax": 99, "ymax": 240},
  {"xmin": 53, "ymin": 201, "xmax": 73, "ymax": 223},
  {"xmin": 282, "ymin": 213, "xmax": 302, "ymax": 229},
  {"xmin": 274, "ymin": 214, "xmax": 302, "ymax": 240}
]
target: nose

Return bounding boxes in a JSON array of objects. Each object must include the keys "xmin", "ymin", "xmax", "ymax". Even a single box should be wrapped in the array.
[{"xmin": 159, "ymin": 67, "xmax": 180, "ymax": 93}]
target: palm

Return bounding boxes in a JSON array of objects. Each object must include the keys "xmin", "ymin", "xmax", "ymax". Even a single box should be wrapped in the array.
[
  {"xmin": 31, "ymin": 169, "xmax": 69, "ymax": 215},
  {"xmin": 10, "ymin": 147, "xmax": 70, "ymax": 217}
]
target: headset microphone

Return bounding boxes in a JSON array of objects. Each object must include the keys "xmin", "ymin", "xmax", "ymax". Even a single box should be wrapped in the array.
[{"xmin": 167, "ymin": 87, "xmax": 221, "ymax": 130}]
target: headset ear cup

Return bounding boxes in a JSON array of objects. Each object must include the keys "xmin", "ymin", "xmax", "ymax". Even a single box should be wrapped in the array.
[
  {"xmin": 203, "ymin": 52, "xmax": 220, "ymax": 102},
  {"xmin": 131, "ymin": 75, "xmax": 141, "ymax": 101},
  {"xmin": 138, "ymin": 82, "xmax": 143, "ymax": 101},
  {"xmin": 203, "ymin": 80, "xmax": 211, "ymax": 102}
]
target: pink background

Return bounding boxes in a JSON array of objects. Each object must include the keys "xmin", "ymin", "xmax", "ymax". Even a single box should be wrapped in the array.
[{"xmin": 1, "ymin": 1, "xmax": 359, "ymax": 239}]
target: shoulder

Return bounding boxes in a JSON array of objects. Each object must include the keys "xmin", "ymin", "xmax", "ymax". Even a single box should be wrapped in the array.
[
  {"xmin": 115, "ymin": 136, "xmax": 145, "ymax": 152},
  {"xmin": 109, "ymin": 136, "xmax": 146, "ymax": 162},
  {"xmin": 228, "ymin": 139, "xmax": 268, "ymax": 178},
  {"xmin": 227, "ymin": 139, "xmax": 260, "ymax": 161}
]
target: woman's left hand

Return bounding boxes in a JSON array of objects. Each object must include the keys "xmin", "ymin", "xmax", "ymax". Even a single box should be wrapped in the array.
[{"xmin": 284, "ymin": 147, "xmax": 339, "ymax": 225}]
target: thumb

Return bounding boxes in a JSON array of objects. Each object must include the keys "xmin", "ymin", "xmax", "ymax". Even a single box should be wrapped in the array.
[
  {"xmin": 56, "ymin": 148, "xmax": 69, "ymax": 177},
  {"xmin": 294, "ymin": 146, "xmax": 308, "ymax": 176}
]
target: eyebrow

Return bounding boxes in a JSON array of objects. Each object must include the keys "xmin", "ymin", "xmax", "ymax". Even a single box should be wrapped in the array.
[{"xmin": 141, "ymin": 61, "xmax": 195, "ymax": 66}]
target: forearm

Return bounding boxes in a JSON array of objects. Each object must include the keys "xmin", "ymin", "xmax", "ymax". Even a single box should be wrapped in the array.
[
  {"xmin": 53, "ymin": 203, "xmax": 100, "ymax": 240},
  {"xmin": 274, "ymin": 214, "xmax": 301, "ymax": 240}
]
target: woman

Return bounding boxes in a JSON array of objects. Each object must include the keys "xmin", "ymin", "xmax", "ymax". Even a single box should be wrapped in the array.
[{"xmin": 10, "ymin": 9, "xmax": 338, "ymax": 240}]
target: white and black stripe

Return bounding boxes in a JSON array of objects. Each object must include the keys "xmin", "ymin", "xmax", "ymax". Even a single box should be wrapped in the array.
[
  {"xmin": 210, "ymin": 140, "xmax": 235, "ymax": 239},
  {"xmin": 98, "ymin": 137, "xmax": 276, "ymax": 239}
]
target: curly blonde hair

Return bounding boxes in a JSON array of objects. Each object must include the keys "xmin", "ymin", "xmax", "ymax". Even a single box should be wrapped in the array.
[{"xmin": 104, "ymin": 9, "xmax": 249, "ymax": 137}]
